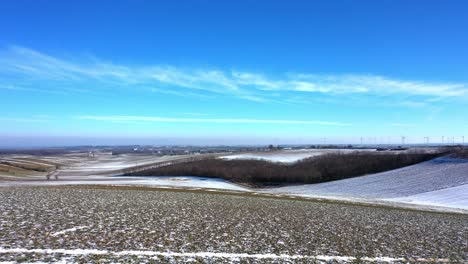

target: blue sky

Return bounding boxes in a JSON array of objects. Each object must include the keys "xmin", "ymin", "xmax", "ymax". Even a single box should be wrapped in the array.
[{"xmin": 1, "ymin": 0, "xmax": 468, "ymax": 146}]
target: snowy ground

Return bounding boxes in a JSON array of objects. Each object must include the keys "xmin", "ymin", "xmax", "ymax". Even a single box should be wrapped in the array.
[
  {"xmin": 220, "ymin": 149, "xmax": 369, "ymax": 163},
  {"xmin": 0, "ymin": 186, "xmax": 466, "ymax": 263},
  {"xmin": 1, "ymin": 154, "xmax": 467, "ymax": 262},
  {"xmin": 112, "ymin": 176, "xmax": 249, "ymax": 191},
  {"xmin": 0, "ymin": 152, "xmax": 213, "ymax": 178},
  {"xmin": 0, "ymin": 176, "xmax": 249, "ymax": 192},
  {"xmin": 2, "ymin": 157, "xmax": 467, "ymax": 212},
  {"xmin": 267, "ymin": 157, "xmax": 468, "ymax": 211},
  {"xmin": 390, "ymin": 184, "xmax": 468, "ymax": 210},
  {"xmin": 53, "ymin": 153, "xmax": 203, "ymax": 175},
  {"xmin": 2, "ymin": 153, "xmax": 468, "ymax": 212}
]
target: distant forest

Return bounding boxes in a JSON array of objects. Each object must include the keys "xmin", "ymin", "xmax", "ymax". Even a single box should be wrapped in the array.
[{"xmin": 126, "ymin": 151, "xmax": 441, "ymax": 187}]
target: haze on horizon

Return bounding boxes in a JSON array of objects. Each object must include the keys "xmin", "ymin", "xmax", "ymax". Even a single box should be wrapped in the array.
[{"xmin": 1, "ymin": 1, "xmax": 468, "ymax": 147}]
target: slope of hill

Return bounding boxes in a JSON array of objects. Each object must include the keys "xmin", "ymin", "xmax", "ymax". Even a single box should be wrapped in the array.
[{"xmin": 268, "ymin": 157, "xmax": 468, "ymax": 210}]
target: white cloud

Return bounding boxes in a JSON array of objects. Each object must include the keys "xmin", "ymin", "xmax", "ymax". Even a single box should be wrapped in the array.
[
  {"xmin": 0, "ymin": 84, "xmax": 69, "ymax": 94},
  {"xmin": 288, "ymin": 74, "xmax": 467, "ymax": 97},
  {"xmin": 1, "ymin": 45, "xmax": 467, "ymax": 103},
  {"xmin": 77, "ymin": 115, "xmax": 350, "ymax": 126}
]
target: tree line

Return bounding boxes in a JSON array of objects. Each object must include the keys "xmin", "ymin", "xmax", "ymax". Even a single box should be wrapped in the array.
[{"xmin": 126, "ymin": 151, "xmax": 441, "ymax": 187}]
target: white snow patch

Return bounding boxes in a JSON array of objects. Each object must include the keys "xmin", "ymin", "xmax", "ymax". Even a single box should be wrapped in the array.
[
  {"xmin": 0, "ymin": 247, "xmax": 451, "ymax": 262},
  {"xmin": 221, "ymin": 149, "xmax": 373, "ymax": 163},
  {"xmin": 0, "ymin": 176, "xmax": 247, "ymax": 192},
  {"xmin": 220, "ymin": 153, "xmax": 321, "ymax": 163},
  {"xmin": 220, "ymin": 149, "xmax": 375, "ymax": 163},
  {"xmin": 51, "ymin": 226, "xmax": 89, "ymax": 237},
  {"xmin": 117, "ymin": 176, "xmax": 248, "ymax": 191}
]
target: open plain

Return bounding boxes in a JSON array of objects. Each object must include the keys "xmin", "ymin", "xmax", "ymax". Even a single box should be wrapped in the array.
[
  {"xmin": 0, "ymin": 186, "xmax": 467, "ymax": 263},
  {"xmin": 1, "ymin": 149, "xmax": 467, "ymax": 263}
]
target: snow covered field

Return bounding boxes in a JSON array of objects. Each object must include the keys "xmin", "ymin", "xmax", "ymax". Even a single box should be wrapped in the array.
[
  {"xmin": 0, "ymin": 152, "xmax": 212, "ymax": 178},
  {"xmin": 220, "ymin": 149, "xmax": 366, "ymax": 163},
  {"xmin": 54, "ymin": 154, "xmax": 197, "ymax": 174},
  {"xmin": 268, "ymin": 157, "xmax": 468, "ymax": 210},
  {"xmin": 2, "ymin": 157, "xmax": 468, "ymax": 212},
  {"xmin": 390, "ymin": 184, "xmax": 468, "ymax": 210},
  {"xmin": 117, "ymin": 176, "xmax": 249, "ymax": 191},
  {"xmin": 1, "ymin": 156, "xmax": 467, "ymax": 262},
  {"xmin": 0, "ymin": 176, "xmax": 248, "ymax": 191},
  {"xmin": 2, "ymin": 153, "xmax": 467, "ymax": 212}
]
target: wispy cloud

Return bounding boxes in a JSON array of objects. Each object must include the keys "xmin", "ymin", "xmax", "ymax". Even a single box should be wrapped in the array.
[
  {"xmin": 287, "ymin": 74, "xmax": 467, "ymax": 97},
  {"xmin": 1, "ymin": 45, "xmax": 467, "ymax": 103},
  {"xmin": 77, "ymin": 115, "xmax": 350, "ymax": 126},
  {"xmin": 0, "ymin": 83, "xmax": 69, "ymax": 95}
]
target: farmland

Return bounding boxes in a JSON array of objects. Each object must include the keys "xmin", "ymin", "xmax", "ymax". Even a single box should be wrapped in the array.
[
  {"xmin": 269, "ymin": 157, "xmax": 468, "ymax": 210},
  {"xmin": 0, "ymin": 186, "xmax": 466, "ymax": 263},
  {"xmin": 0, "ymin": 147, "xmax": 467, "ymax": 263},
  {"xmin": 2, "ymin": 148, "xmax": 467, "ymax": 213},
  {"xmin": 0, "ymin": 151, "xmax": 218, "ymax": 180}
]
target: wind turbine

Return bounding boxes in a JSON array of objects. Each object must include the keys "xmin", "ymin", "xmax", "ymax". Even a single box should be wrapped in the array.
[{"xmin": 423, "ymin": 137, "xmax": 429, "ymax": 145}]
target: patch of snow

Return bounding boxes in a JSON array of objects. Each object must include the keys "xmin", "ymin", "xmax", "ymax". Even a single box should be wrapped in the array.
[
  {"xmin": 221, "ymin": 149, "xmax": 372, "ymax": 163},
  {"xmin": 221, "ymin": 153, "xmax": 321, "ymax": 163},
  {"xmin": 0, "ymin": 247, "xmax": 451, "ymax": 262},
  {"xmin": 0, "ymin": 176, "xmax": 248, "ymax": 192},
  {"xmin": 51, "ymin": 226, "xmax": 90, "ymax": 237},
  {"xmin": 115, "ymin": 176, "xmax": 249, "ymax": 191}
]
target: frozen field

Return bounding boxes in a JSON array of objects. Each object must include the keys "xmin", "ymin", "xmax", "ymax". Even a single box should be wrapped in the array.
[
  {"xmin": 1, "ymin": 155, "xmax": 467, "ymax": 262},
  {"xmin": 0, "ymin": 176, "xmax": 248, "ymax": 191},
  {"xmin": 2, "ymin": 157, "xmax": 467, "ymax": 212},
  {"xmin": 2, "ymin": 153, "xmax": 467, "ymax": 212},
  {"xmin": 114, "ymin": 176, "xmax": 249, "ymax": 191},
  {"xmin": 220, "ymin": 149, "xmax": 367, "ymax": 163},
  {"xmin": 268, "ymin": 157, "xmax": 468, "ymax": 210},
  {"xmin": 53, "ymin": 154, "xmax": 203, "ymax": 176},
  {"xmin": 0, "ymin": 186, "xmax": 466, "ymax": 263},
  {"xmin": 0, "ymin": 152, "xmax": 213, "ymax": 179},
  {"xmin": 390, "ymin": 184, "xmax": 468, "ymax": 210}
]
